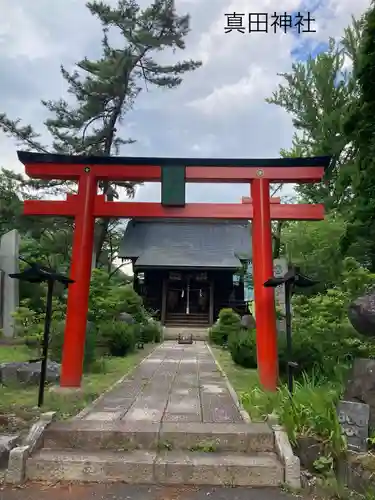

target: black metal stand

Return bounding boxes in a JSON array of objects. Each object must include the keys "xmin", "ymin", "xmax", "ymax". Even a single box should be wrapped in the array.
[
  {"xmin": 264, "ymin": 266, "xmax": 318, "ymax": 395},
  {"xmin": 284, "ymin": 282, "xmax": 299, "ymax": 393},
  {"xmin": 38, "ymin": 279, "xmax": 54, "ymax": 407},
  {"xmin": 10, "ymin": 257, "xmax": 73, "ymax": 407}
]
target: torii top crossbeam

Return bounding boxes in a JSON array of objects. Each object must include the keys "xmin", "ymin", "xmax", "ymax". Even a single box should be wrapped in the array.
[
  {"xmin": 18, "ymin": 151, "xmax": 331, "ymax": 182},
  {"xmin": 17, "ymin": 151, "xmax": 331, "ymax": 392}
]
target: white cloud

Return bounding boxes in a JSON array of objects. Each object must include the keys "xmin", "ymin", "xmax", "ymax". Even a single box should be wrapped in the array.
[
  {"xmin": 0, "ymin": 3, "xmax": 54, "ymax": 59},
  {"xmin": 187, "ymin": 66, "xmax": 278, "ymax": 116}
]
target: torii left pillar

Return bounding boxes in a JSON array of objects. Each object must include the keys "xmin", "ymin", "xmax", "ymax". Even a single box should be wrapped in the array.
[{"xmin": 60, "ymin": 170, "xmax": 97, "ymax": 387}]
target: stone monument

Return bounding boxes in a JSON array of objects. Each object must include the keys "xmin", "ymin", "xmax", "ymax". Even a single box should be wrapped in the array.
[
  {"xmin": 346, "ymin": 290, "xmax": 375, "ymax": 428},
  {"xmin": 0, "ymin": 229, "xmax": 19, "ymax": 337}
]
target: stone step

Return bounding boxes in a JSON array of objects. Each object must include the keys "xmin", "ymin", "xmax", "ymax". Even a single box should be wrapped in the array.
[
  {"xmin": 26, "ymin": 449, "xmax": 283, "ymax": 487},
  {"xmin": 43, "ymin": 421, "xmax": 274, "ymax": 453}
]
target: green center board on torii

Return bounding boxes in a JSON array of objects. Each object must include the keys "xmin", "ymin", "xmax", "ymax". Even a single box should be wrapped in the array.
[{"xmin": 17, "ymin": 151, "xmax": 332, "ymax": 391}]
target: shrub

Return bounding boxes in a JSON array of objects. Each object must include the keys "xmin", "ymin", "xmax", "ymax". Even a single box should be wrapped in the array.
[
  {"xmin": 228, "ymin": 329, "xmax": 257, "ymax": 368},
  {"xmin": 89, "ymin": 269, "xmax": 148, "ymax": 325},
  {"xmin": 100, "ymin": 321, "xmax": 136, "ymax": 357},
  {"xmin": 284, "ymin": 287, "xmax": 373, "ymax": 378},
  {"xmin": 226, "ymin": 263, "xmax": 374, "ymax": 376},
  {"xmin": 12, "ymin": 304, "xmax": 44, "ymax": 338},
  {"xmin": 49, "ymin": 320, "xmax": 98, "ymax": 372},
  {"xmin": 209, "ymin": 308, "xmax": 242, "ymax": 346},
  {"xmin": 141, "ymin": 320, "xmax": 162, "ymax": 343}
]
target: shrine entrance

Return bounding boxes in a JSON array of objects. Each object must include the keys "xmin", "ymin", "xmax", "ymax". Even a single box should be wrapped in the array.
[
  {"xmin": 17, "ymin": 151, "xmax": 331, "ymax": 391},
  {"xmin": 164, "ymin": 272, "xmax": 212, "ymax": 326}
]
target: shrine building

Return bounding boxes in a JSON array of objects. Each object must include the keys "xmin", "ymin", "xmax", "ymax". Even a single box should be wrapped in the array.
[{"xmin": 118, "ymin": 219, "xmax": 251, "ymax": 326}]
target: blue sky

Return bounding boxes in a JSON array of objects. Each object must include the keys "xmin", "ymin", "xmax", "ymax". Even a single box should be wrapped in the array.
[{"xmin": 0, "ymin": 0, "xmax": 370, "ymax": 204}]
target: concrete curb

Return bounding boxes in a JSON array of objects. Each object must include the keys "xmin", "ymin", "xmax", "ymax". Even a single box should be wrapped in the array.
[
  {"xmin": 75, "ymin": 343, "xmax": 160, "ymax": 419},
  {"xmin": 5, "ymin": 411, "xmax": 56, "ymax": 485},
  {"xmin": 206, "ymin": 343, "xmax": 252, "ymax": 424},
  {"xmin": 272, "ymin": 424, "xmax": 301, "ymax": 490}
]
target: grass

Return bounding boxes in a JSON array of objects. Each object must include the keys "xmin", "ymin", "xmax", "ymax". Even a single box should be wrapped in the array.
[
  {"xmin": 0, "ymin": 343, "xmax": 155, "ymax": 432},
  {"xmin": 213, "ymin": 346, "xmax": 346, "ymax": 459},
  {"xmin": 213, "ymin": 346, "xmax": 260, "ymax": 395}
]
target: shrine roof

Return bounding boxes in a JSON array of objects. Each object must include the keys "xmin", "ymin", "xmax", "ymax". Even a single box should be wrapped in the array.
[{"xmin": 118, "ymin": 219, "xmax": 251, "ymax": 269}]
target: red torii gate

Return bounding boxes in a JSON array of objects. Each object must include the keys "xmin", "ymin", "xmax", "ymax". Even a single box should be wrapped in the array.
[{"xmin": 17, "ymin": 152, "xmax": 331, "ymax": 392}]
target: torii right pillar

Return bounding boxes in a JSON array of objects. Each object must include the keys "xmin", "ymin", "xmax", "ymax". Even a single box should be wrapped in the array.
[{"xmin": 251, "ymin": 177, "xmax": 278, "ymax": 391}]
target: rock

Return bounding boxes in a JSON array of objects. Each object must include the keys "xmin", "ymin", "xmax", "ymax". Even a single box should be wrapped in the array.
[
  {"xmin": 118, "ymin": 312, "xmax": 135, "ymax": 324},
  {"xmin": 0, "ymin": 435, "xmax": 19, "ymax": 469},
  {"xmin": 348, "ymin": 292, "xmax": 375, "ymax": 338},
  {"xmin": 294, "ymin": 436, "xmax": 325, "ymax": 471},
  {"xmin": 344, "ymin": 358, "xmax": 375, "ymax": 429},
  {"xmin": 0, "ymin": 361, "xmax": 61, "ymax": 387},
  {"xmin": 240, "ymin": 314, "xmax": 256, "ymax": 330}
]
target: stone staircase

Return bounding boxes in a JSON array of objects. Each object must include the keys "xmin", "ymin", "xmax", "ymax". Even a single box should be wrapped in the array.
[
  {"xmin": 25, "ymin": 420, "xmax": 284, "ymax": 486},
  {"xmin": 163, "ymin": 326, "xmax": 209, "ymax": 341}
]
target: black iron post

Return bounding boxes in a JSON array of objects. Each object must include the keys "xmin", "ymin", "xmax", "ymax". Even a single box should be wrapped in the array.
[
  {"xmin": 264, "ymin": 266, "xmax": 318, "ymax": 395},
  {"xmin": 38, "ymin": 279, "xmax": 54, "ymax": 407},
  {"xmin": 284, "ymin": 281, "xmax": 294, "ymax": 394},
  {"xmin": 9, "ymin": 257, "xmax": 74, "ymax": 407}
]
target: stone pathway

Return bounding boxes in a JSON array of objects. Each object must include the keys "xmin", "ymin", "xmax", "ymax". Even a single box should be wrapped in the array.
[
  {"xmin": 22, "ymin": 341, "xmax": 284, "ymax": 487},
  {"xmin": 79, "ymin": 341, "xmax": 243, "ymax": 424}
]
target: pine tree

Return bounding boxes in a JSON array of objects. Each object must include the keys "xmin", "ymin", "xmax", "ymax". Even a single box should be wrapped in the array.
[{"xmin": 0, "ymin": 0, "xmax": 201, "ymax": 265}]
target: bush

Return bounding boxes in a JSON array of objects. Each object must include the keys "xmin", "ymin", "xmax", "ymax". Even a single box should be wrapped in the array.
[
  {"xmin": 284, "ymin": 287, "xmax": 373, "ymax": 378},
  {"xmin": 141, "ymin": 320, "xmax": 162, "ymax": 343},
  {"xmin": 226, "ymin": 258, "xmax": 375, "ymax": 376},
  {"xmin": 100, "ymin": 321, "xmax": 136, "ymax": 357},
  {"xmin": 209, "ymin": 308, "xmax": 242, "ymax": 346},
  {"xmin": 228, "ymin": 328, "xmax": 257, "ymax": 368},
  {"xmin": 89, "ymin": 269, "xmax": 148, "ymax": 325},
  {"xmin": 49, "ymin": 320, "xmax": 98, "ymax": 372}
]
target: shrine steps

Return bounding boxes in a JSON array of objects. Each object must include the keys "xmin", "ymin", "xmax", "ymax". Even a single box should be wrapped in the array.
[
  {"xmin": 26, "ymin": 421, "xmax": 283, "ymax": 487},
  {"xmin": 164, "ymin": 312, "xmax": 210, "ymax": 327}
]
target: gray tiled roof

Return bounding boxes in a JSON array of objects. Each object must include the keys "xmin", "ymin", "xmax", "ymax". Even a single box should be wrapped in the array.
[{"xmin": 118, "ymin": 219, "xmax": 252, "ymax": 269}]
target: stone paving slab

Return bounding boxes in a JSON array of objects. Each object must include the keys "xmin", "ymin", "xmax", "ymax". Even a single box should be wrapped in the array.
[{"xmin": 81, "ymin": 342, "xmax": 243, "ymax": 424}]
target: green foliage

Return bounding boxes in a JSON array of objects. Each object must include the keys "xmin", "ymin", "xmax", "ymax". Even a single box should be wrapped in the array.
[
  {"xmin": 241, "ymin": 373, "xmax": 346, "ymax": 459},
  {"xmin": 342, "ymin": 3, "xmax": 375, "ymax": 272},
  {"xmin": 228, "ymin": 329, "xmax": 257, "ymax": 368},
  {"xmin": 227, "ymin": 258, "xmax": 375, "ymax": 377},
  {"xmin": 48, "ymin": 320, "xmax": 98, "ymax": 373},
  {"xmin": 141, "ymin": 320, "xmax": 163, "ymax": 343},
  {"xmin": 281, "ymin": 216, "xmax": 351, "ymax": 289},
  {"xmin": 100, "ymin": 321, "xmax": 136, "ymax": 357},
  {"xmin": 12, "ymin": 305, "xmax": 44, "ymax": 339},
  {"xmin": 282, "ymin": 258, "xmax": 375, "ymax": 378},
  {"xmin": 12, "ymin": 269, "xmax": 150, "ymax": 371},
  {"xmin": 89, "ymin": 269, "xmax": 147, "ymax": 324},
  {"xmin": 209, "ymin": 308, "xmax": 242, "ymax": 346},
  {"xmin": 266, "ymin": 23, "xmax": 363, "ymax": 210}
]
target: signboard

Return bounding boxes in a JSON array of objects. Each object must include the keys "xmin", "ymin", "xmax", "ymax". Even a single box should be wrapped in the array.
[
  {"xmin": 273, "ymin": 258, "xmax": 288, "ymax": 314},
  {"xmin": 243, "ymin": 261, "xmax": 254, "ymax": 302},
  {"xmin": 337, "ymin": 400, "xmax": 370, "ymax": 452},
  {"xmin": 243, "ymin": 259, "xmax": 288, "ymax": 312}
]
